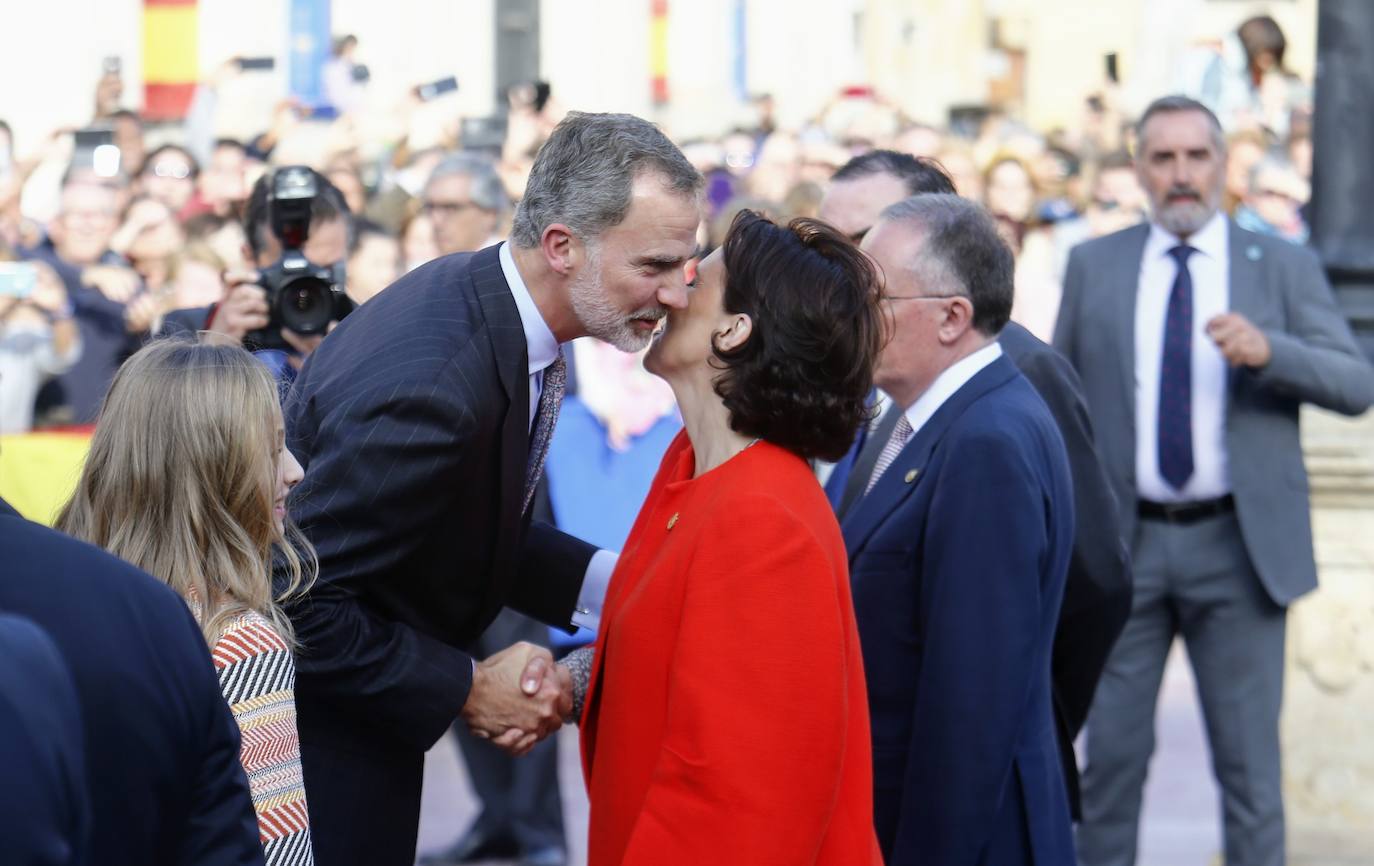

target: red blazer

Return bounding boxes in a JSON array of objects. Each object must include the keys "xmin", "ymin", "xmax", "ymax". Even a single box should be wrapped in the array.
[{"xmin": 581, "ymin": 432, "xmax": 883, "ymax": 866}]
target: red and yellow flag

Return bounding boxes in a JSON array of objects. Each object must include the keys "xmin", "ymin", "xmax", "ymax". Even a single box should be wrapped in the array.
[
  {"xmin": 143, "ymin": 0, "xmax": 199, "ymax": 121},
  {"xmin": 650, "ymin": 0, "xmax": 669, "ymax": 106}
]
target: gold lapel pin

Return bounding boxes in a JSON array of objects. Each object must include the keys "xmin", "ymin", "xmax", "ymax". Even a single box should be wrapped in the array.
[
  {"xmin": 904, "ymin": 469, "xmax": 920, "ymax": 483},
  {"xmin": 667, "ymin": 513, "xmax": 679, "ymax": 530}
]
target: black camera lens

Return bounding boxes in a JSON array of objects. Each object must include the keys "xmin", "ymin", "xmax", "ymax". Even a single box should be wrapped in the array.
[{"xmin": 277, "ymin": 276, "xmax": 335, "ymax": 335}]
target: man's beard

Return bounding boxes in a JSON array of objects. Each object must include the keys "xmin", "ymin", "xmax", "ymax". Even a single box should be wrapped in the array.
[
  {"xmin": 570, "ymin": 245, "xmax": 666, "ymax": 352},
  {"xmin": 1155, "ymin": 185, "xmax": 1219, "ymax": 238}
]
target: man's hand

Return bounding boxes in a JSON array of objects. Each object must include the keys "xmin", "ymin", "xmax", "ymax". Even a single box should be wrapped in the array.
[
  {"xmin": 210, "ymin": 271, "xmax": 270, "ymax": 342},
  {"xmin": 1207, "ymin": 312, "xmax": 1272, "ymax": 368},
  {"xmin": 82, "ymin": 265, "xmax": 142, "ymax": 303},
  {"xmin": 281, "ymin": 327, "xmax": 327, "ymax": 370},
  {"xmin": 460, "ymin": 642, "xmax": 568, "ymax": 751},
  {"xmin": 124, "ymin": 291, "xmax": 166, "ymax": 334},
  {"xmin": 28, "ymin": 265, "xmax": 71, "ymax": 317},
  {"xmin": 488, "ymin": 662, "xmax": 574, "ymax": 757}
]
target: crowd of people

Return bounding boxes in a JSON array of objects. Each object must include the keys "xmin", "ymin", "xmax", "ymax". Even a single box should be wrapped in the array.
[
  {"xmin": 2, "ymin": 12, "xmax": 1372, "ymax": 866},
  {"xmin": 0, "ymin": 17, "xmax": 1320, "ymax": 436}
]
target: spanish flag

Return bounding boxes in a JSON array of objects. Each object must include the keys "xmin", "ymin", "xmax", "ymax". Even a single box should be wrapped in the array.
[
  {"xmin": 143, "ymin": 0, "xmax": 198, "ymax": 121},
  {"xmin": 650, "ymin": 0, "xmax": 669, "ymax": 106}
]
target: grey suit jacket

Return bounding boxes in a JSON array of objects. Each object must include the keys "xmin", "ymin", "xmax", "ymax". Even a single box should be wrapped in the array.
[{"xmin": 1053, "ymin": 220, "xmax": 1374, "ymax": 606}]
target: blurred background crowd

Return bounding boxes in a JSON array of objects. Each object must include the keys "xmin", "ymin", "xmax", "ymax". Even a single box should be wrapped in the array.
[{"xmin": 0, "ymin": 1, "xmax": 1323, "ymax": 437}]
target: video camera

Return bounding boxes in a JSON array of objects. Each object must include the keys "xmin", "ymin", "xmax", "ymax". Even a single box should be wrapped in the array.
[{"xmin": 245, "ymin": 166, "xmax": 353, "ymax": 351}]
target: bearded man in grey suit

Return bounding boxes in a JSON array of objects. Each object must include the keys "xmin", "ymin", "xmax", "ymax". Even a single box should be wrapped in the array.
[{"xmin": 1055, "ymin": 95, "xmax": 1374, "ymax": 866}]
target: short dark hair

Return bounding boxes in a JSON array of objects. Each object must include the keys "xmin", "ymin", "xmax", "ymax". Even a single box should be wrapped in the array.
[
  {"xmin": 1097, "ymin": 148, "xmax": 1135, "ymax": 173},
  {"xmin": 1136, "ymin": 95, "xmax": 1226, "ymax": 154},
  {"xmin": 832, "ymin": 149, "xmax": 957, "ymax": 196},
  {"xmin": 109, "ymin": 109, "xmax": 142, "ymax": 127},
  {"xmin": 139, "ymin": 143, "xmax": 200, "ymax": 180},
  {"xmin": 1238, "ymin": 15, "xmax": 1287, "ymax": 69},
  {"xmin": 712, "ymin": 210, "xmax": 884, "ymax": 462},
  {"xmin": 243, "ymin": 167, "xmax": 354, "ymax": 259},
  {"xmin": 213, "ymin": 138, "xmax": 248, "ymax": 156},
  {"xmin": 351, "ymin": 218, "xmax": 393, "ymax": 250},
  {"xmin": 879, "ymin": 194, "xmax": 1014, "ymax": 337}
]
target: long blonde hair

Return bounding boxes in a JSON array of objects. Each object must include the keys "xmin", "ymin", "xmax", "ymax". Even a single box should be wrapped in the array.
[{"xmin": 56, "ymin": 337, "xmax": 316, "ymax": 646}]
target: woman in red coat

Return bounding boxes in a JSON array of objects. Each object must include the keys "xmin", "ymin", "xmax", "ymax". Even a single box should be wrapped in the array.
[{"xmin": 569, "ymin": 210, "xmax": 887, "ymax": 865}]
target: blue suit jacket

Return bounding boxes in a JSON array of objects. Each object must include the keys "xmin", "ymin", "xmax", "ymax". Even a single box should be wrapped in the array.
[
  {"xmin": 0, "ymin": 613, "xmax": 88, "ymax": 866},
  {"xmin": 0, "ymin": 499, "xmax": 262, "ymax": 866},
  {"xmin": 843, "ymin": 355, "xmax": 1077, "ymax": 866}
]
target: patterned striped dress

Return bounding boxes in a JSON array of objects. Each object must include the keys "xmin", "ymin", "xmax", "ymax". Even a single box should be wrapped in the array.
[{"xmin": 212, "ymin": 611, "xmax": 314, "ymax": 866}]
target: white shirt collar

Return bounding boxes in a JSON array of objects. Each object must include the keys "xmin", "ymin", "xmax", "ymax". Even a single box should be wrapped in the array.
[
  {"xmin": 1144, "ymin": 209, "xmax": 1228, "ymax": 266},
  {"xmin": 902, "ymin": 341, "xmax": 1004, "ymax": 436},
  {"xmin": 499, "ymin": 241, "xmax": 560, "ymax": 377}
]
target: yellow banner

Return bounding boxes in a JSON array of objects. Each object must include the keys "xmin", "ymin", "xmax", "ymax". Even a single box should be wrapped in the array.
[
  {"xmin": 0, "ymin": 433, "xmax": 91, "ymax": 526},
  {"xmin": 143, "ymin": 4, "xmax": 199, "ymax": 83}
]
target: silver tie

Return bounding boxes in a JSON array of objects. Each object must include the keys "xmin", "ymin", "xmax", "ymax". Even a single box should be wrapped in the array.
[{"xmin": 865, "ymin": 413, "xmax": 914, "ymax": 496}]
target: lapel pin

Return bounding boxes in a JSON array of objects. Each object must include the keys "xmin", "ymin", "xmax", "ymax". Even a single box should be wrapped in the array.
[
  {"xmin": 666, "ymin": 513, "xmax": 679, "ymax": 531},
  {"xmin": 904, "ymin": 469, "xmax": 920, "ymax": 483},
  {"xmin": 1246, "ymin": 245, "xmax": 1262, "ymax": 262}
]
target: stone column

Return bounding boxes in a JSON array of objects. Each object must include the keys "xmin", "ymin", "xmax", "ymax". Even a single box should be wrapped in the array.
[{"xmin": 1284, "ymin": 407, "xmax": 1374, "ymax": 865}]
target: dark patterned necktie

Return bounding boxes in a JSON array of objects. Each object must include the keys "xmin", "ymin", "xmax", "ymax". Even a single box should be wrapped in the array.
[
  {"xmin": 1158, "ymin": 245, "xmax": 1196, "ymax": 491},
  {"xmin": 523, "ymin": 349, "xmax": 567, "ymax": 514}
]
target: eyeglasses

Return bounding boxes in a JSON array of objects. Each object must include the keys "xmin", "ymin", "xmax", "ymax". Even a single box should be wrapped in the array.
[
  {"xmin": 421, "ymin": 200, "xmax": 481, "ymax": 216},
  {"xmin": 883, "ymin": 293, "xmax": 962, "ymax": 303},
  {"xmin": 150, "ymin": 163, "xmax": 191, "ymax": 180}
]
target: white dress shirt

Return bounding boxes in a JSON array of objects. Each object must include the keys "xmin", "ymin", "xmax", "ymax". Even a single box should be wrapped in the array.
[
  {"xmin": 1134, "ymin": 212, "xmax": 1231, "ymax": 503},
  {"xmin": 500, "ymin": 242, "xmax": 617, "ymax": 631},
  {"xmin": 901, "ymin": 342, "xmax": 1004, "ymax": 435}
]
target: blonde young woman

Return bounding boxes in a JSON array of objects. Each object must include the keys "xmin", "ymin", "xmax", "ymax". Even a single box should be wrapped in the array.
[{"xmin": 57, "ymin": 338, "xmax": 317, "ymax": 866}]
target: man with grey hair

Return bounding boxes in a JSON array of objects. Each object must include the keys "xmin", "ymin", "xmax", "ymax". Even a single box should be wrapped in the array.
[
  {"xmin": 420, "ymin": 152, "xmax": 565, "ymax": 866},
  {"xmin": 844, "ymin": 193, "xmax": 1077, "ymax": 865},
  {"xmin": 280, "ymin": 111, "xmax": 702, "ymax": 865},
  {"xmin": 821, "ymin": 152, "xmax": 1131, "ymax": 827},
  {"xmin": 423, "ymin": 152, "xmax": 511, "ymax": 256},
  {"xmin": 1057, "ymin": 95, "xmax": 1374, "ymax": 866}
]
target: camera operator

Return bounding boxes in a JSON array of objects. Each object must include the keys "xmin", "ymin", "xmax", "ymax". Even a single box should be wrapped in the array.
[{"xmin": 162, "ymin": 166, "xmax": 354, "ymax": 367}]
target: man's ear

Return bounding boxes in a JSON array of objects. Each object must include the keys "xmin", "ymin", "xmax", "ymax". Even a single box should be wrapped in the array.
[
  {"xmin": 938, "ymin": 296, "xmax": 976, "ymax": 345},
  {"xmin": 713, "ymin": 313, "xmax": 753, "ymax": 353},
  {"xmin": 540, "ymin": 224, "xmax": 576, "ymax": 276}
]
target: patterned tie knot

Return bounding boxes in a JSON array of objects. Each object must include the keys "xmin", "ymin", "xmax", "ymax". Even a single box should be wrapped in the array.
[{"xmin": 1168, "ymin": 244, "xmax": 1197, "ymax": 267}]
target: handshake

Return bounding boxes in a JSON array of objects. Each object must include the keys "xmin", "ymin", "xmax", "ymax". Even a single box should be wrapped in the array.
[{"xmin": 460, "ymin": 642, "xmax": 573, "ymax": 756}]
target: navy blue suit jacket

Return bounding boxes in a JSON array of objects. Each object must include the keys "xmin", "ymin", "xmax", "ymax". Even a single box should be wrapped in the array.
[
  {"xmin": 843, "ymin": 355, "xmax": 1077, "ymax": 866},
  {"xmin": 831, "ymin": 322, "xmax": 1130, "ymax": 819},
  {"xmin": 0, "ymin": 500, "xmax": 262, "ymax": 866},
  {"xmin": 0, "ymin": 613, "xmax": 88, "ymax": 866},
  {"xmin": 281, "ymin": 244, "xmax": 596, "ymax": 859}
]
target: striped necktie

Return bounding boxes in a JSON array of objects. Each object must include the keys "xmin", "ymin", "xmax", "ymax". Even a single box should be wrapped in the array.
[
  {"xmin": 523, "ymin": 350, "xmax": 567, "ymax": 514},
  {"xmin": 866, "ymin": 413, "xmax": 914, "ymax": 496}
]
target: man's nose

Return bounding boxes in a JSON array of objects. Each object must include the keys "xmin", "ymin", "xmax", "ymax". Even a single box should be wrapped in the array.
[
  {"xmin": 1171, "ymin": 159, "xmax": 1193, "ymax": 188},
  {"xmin": 658, "ymin": 276, "xmax": 689, "ymax": 310}
]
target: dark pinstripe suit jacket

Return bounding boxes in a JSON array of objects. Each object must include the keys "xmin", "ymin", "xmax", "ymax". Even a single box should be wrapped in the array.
[{"xmin": 281, "ymin": 243, "xmax": 595, "ymax": 755}]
